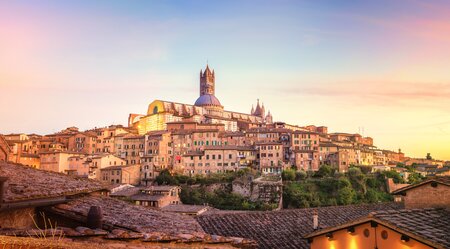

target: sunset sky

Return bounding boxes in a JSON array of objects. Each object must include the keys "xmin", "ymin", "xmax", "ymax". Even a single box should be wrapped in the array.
[{"xmin": 1, "ymin": 0, "xmax": 449, "ymax": 160}]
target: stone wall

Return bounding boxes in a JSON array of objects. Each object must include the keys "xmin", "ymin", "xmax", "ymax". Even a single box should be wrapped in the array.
[
  {"xmin": 0, "ymin": 207, "xmax": 36, "ymax": 229},
  {"xmin": 232, "ymin": 176, "xmax": 282, "ymax": 206},
  {"xmin": 404, "ymin": 182, "xmax": 450, "ymax": 209}
]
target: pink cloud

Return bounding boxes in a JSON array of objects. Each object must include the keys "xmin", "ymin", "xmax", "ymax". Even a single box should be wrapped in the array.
[{"xmin": 278, "ymin": 81, "xmax": 450, "ymax": 111}]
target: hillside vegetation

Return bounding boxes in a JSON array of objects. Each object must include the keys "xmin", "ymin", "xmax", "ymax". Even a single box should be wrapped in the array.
[{"xmin": 155, "ymin": 165, "xmax": 418, "ymax": 210}]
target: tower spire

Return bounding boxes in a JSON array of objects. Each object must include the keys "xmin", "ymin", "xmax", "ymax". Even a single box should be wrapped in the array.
[{"xmin": 200, "ymin": 64, "xmax": 215, "ymax": 96}]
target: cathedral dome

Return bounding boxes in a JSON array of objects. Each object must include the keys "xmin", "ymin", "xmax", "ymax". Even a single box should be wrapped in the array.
[{"xmin": 194, "ymin": 94, "xmax": 222, "ymax": 107}]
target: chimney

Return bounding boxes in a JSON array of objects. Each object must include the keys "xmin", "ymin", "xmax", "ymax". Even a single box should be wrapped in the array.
[
  {"xmin": 0, "ymin": 177, "xmax": 8, "ymax": 204},
  {"xmin": 87, "ymin": 206, "xmax": 103, "ymax": 229},
  {"xmin": 313, "ymin": 209, "xmax": 319, "ymax": 230}
]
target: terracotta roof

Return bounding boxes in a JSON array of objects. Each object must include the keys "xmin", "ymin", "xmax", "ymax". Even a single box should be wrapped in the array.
[
  {"xmin": 183, "ymin": 151, "xmax": 205, "ymax": 157},
  {"xmin": 292, "ymin": 149, "xmax": 317, "ymax": 153},
  {"xmin": 20, "ymin": 153, "xmax": 40, "ymax": 158},
  {"xmin": 246, "ymin": 128, "xmax": 291, "ymax": 133},
  {"xmin": 110, "ymin": 186, "xmax": 142, "ymax": 197},
  {"xmin": 0, "ymin": 162, "xmax": 105, "ymax": 203},
  {"xmin": 51, "ymin": 195, "xmax": 204, "ymax": 234},
  {"xmin": 196, "ymin": 202, "xmax": 403, "ymax": 249},
  {"xmin": 372, "ymin": 208, "xmax": 450, "ymax": 248},
  {"xmin": 172, "ymin": 129, "xmax": 219, "ymax": 135},
  {"xmin": 204, "ymin": 145, "xmax": 255, "ymax": 151},
  {"xmin": 292, "ymin": 130, "xmax": 319, "ymax": 135},
  {"xmin": 319, "ymin": 142, "xmax": 338, "ymax": 147},
  {"xmin": 254, "ymin": 141, "xmax": 283, "ymax": 145},
  {"xmin": 305, "ymin": 208, "xmax": 450, "ymax": 249},
  {"xmin": 145, "ymin": 130, "xmax": 170, "ymax": 136},
  {"xmin": 100, "ymin": 165, "xmax": 138, "ymax": 171},
  {"xmin": 161, "ymin": 204, "xmax": 212, "ymax": 214},
  {"xmin": 219, "ymin": 131, "xmax": 245, "ymax": 137},
  {"xmin": 144, "ymin": 185, "xmax": 180, "ymax": 191}
]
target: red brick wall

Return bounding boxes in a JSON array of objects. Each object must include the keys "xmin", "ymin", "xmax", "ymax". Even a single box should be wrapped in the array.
[{"xmin": 404, "ymin": 183, "xmax": 450, "ymax": 209}]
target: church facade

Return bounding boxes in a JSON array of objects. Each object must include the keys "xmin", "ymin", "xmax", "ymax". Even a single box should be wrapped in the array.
[{"xmin": 129, "ymin": 65, "xmax": 273, "ymax": 135}]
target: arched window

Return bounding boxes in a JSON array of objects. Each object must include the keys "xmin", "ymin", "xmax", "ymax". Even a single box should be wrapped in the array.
[{"xmin": 153, "ymin": 106, "xmax": 158, "ymax": 114}]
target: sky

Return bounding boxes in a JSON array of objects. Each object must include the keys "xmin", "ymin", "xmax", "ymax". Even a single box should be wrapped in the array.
[{"xmin": 0, "ymin": 0, "xmax": 449, "ymax": 160}]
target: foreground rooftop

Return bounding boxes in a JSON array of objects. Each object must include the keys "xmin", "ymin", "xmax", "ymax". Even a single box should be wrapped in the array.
[{"xmin": 197, "ymin": 202, "xmax": 403, "ymax": 249}]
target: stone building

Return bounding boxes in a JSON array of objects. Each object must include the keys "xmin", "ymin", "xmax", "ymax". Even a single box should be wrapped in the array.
[
  {"xmin": 392, "ymin": 177, "xmax": 450, "ymax": 209},
  {"xmin": 129, "ymin": 65, "xmax": 274, "ymax": 135},
  {"xmin": 3, "ymin": 133, "xmax": 41, "ymax": 167},
  {"xmin": 131, "ymin": 185, "xmax": 181, "ymax": 208},
  {"xmin": 88, "ymin": 154, "xmax": 126, "ymax": 180},
  {"xmin": 180, "ymin": 145, "xmax": 252, "ymax": 175},
  {"xmin": 40, "ymin": 151, "xmax": 85, "ymax": 173},
  {"xmin": 100, "ymin": 164, "xmax": 141, "ymax": 185},
  {"xmin": 67, "ymin": 131, "xmax": 97, "ymax": 154},
  {"xmin": 114, "ymin": 134, "xmax": 145, "ymax": 165},
  {"xmin": 257, "ymin": 142, "xmax": 286, "ymax": 174},
  {"xmin": 140, "ymin": 131, "xmax": 172, "ymax": 185},
  {"xmin": 0, "ymin": 135, "xmax": 12, "ymax": 162}
]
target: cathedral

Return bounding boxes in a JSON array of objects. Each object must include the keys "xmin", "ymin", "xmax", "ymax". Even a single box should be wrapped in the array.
[{"xmin": 129, "ymin": 65, "xmax": 273, "ymax": 134}]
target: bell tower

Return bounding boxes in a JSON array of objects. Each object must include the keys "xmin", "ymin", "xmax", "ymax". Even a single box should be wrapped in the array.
[{"xmin": 200, "ymin": 64, "xmax": 215, "ymax": 96}]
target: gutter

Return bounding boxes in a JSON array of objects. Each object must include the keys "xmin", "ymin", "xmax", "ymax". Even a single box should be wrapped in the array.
[{"xmin": 0, "ymin": 196, "xmax": 67, "ymax": 211}]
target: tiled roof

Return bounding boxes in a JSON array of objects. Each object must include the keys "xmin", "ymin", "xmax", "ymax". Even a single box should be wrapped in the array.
[
  {"xmin": 144, "ymin": 185, "xmax": 180, "ymax": 191},
  {"xmin": 319, "ymin": 142, "xmax": 338, "ymax": 147},
  {"xmin": 204, "ymin": 145, "xmax": 255, "ymax": 151},
  {"xmin": 172, "ymin": 129, "xmax": 220, "ymax": 135},
  {"xmin": 219, "ymin": 131, "xmax": 245, "ymax": 137},
  {"xmin": 161, "ymin": 204, "xmax": 212, "ymax": 214},
  {"xmin": 110, "ymin": 186, "xmax": 142, "ymax": 197},
  {"xmin": 0, "ymin": 162, "xmax": 105, "ymax": 203},
  {"xmin": 51, "ymin": 195, "xmax": 204, "ymax": 235},
  {"xmin": 196, "ymin": 202, "xmax": 403, "ymax": 249},
  {"xmin": 20, "ymin": 153, "xmax": 40, "ymax": 158},
  {"xmin": 183, "ymin": 151, "xmax": 205, "ymax": 157},
  {"xmin": 304, "ymin": 208, "xmax": 450, "ymax": 249},
  {"xmin": 372, "ymin": 208, "xmax": 450, "ymax": 248}
]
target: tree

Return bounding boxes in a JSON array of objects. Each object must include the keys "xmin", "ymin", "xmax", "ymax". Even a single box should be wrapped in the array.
[
  {"xmin": 408, "ymin": 172, "xmax": 424, "ymax": 184},
  {"xmin": 155, "ymin": 169, "xmax": 178, "ymax": 185},
  {"xmin": 282, "ymin": 169, "xmax": 296, "ymax": 181},
  {"xmin": 382, "ymin": 170, "xmax": 405, "ymax": 184},
  {"xmin": 337, "ymin": 186, "xmax": 356, "ymax": 205},
  {"xmin": 315, "ymin": 165, "xmax": 333, "ymax": 177},
  {"xmin": 295, "ymin": 170, "xmax": 307, "ymax": 181}
]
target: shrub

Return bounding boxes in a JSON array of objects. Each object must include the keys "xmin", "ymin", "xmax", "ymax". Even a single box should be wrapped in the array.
[{"xmin": 282, "ymin": 169, "xmax": 296, "ymax": 181}]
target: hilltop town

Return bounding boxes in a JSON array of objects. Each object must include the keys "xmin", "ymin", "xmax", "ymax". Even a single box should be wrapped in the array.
[
  {"xmin": 1, "ymin": 66, "xmax": 448, "ymax": 182},
  {"xmin": 1, "ymin": 66, "xmax": 449, "ymax": 249}
]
